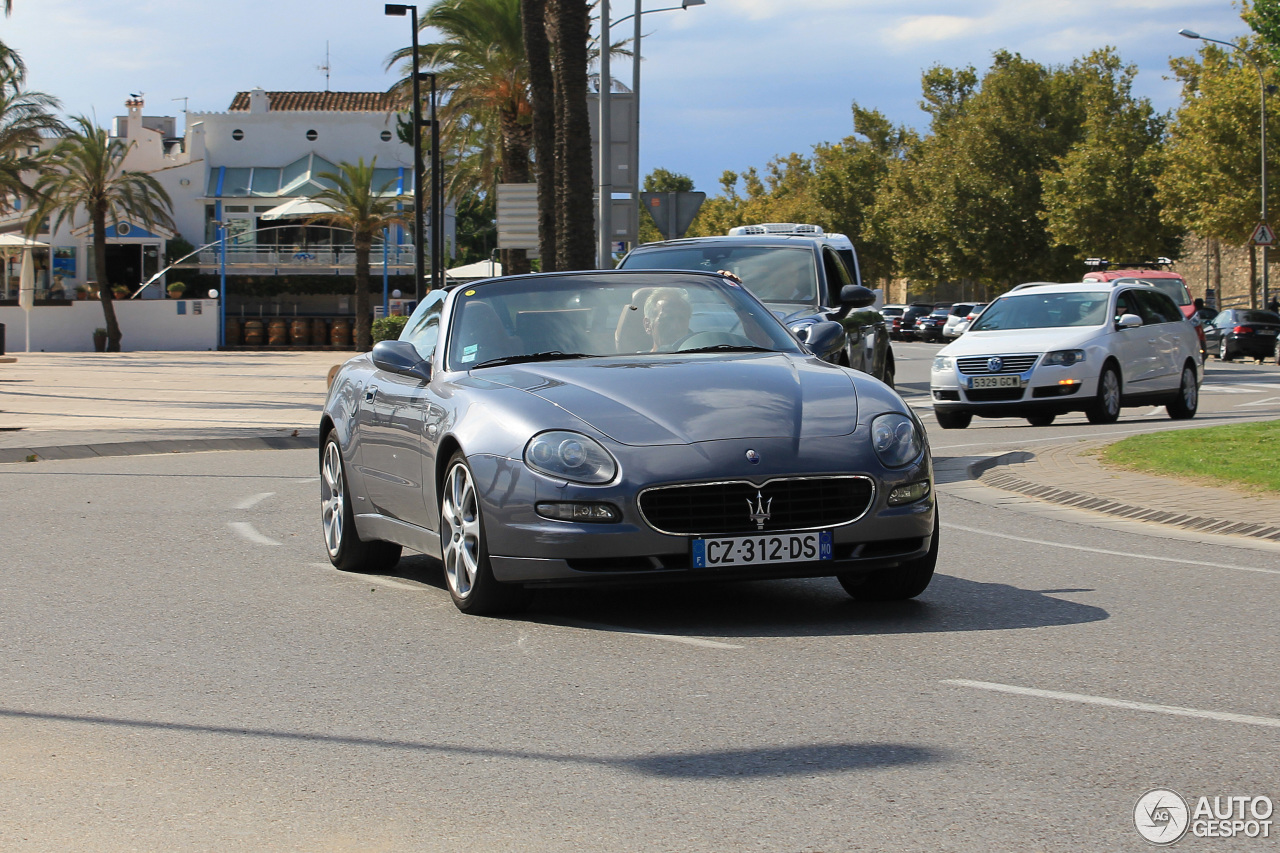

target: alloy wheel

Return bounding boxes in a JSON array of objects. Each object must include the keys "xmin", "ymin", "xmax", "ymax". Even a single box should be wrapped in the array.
[
  {"xmin": 321, "ymin": 441, "xmax": 344, "ymax": 557},
  {"xmin": 1101, "ymin": 369, "xmax": 1121, "ymax": 418},
  {"xmin": 441, "ymin": 462, "xmax": 482, "ymax": 598}
]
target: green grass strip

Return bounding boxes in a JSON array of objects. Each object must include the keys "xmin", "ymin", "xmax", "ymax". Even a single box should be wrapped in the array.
[{"xmin": 1099, "ymin": 421, "xmax": 1280, "ymax": 494}]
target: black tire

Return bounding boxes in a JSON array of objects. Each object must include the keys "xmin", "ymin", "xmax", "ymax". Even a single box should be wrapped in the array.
[
  {"xmin": 1027, "ymin": 414, "xmax": 1056, "ymax": 427},
  {"xmin": 839, "ymin": 511, "xmax": 939, "ymax": 601},
  {"xmin": 934, "ymin": 409, "xmax": 972, "ymax": 429},
  {"xmin": 1166, "ymin": 362, "xmax": 1199, "ymax": 420},
  {"xmin": 881, "ymin": 354, "xmax": 895, "ymax": 389},
  {"xmin": 1219, "ymin": 338, "xmax": 1233, "ymax": 361},
  {"xmin": 1086, "ymin": 365, "xmax": 1122, "ymax": 424},
  {"xmin": 321, "ymin": 433, "xmax": 402, "ymax": 573},
  {"xmin": 440, "ymin": 451, "xmax": 531, "ymax": 615}
]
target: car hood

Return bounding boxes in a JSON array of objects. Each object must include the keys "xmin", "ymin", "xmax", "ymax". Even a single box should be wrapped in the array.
[
  {"xmin": 474, "ymin": 353, "xmax": 858, "ymax": 446},
  {"xmin": 939, "ymin": 327, "xmax": 1102, "ymax": 356}
]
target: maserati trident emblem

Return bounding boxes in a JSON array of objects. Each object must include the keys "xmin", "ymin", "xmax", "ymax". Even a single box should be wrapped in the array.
[
  {"xmin": 745, "ymin": 449, "xmax": 761, "ymax": 465},
  {"xmin": 987, "ymin": 356, "xmax": 1003, "ymax": 373},
  {"xmin": 747, "ymin": 490, "xmax": 772, "ymax": 530}
]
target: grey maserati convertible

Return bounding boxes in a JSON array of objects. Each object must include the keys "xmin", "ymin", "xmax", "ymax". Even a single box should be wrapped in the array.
[{"xmin": 320, "ymin": 270, "xmax": 937, "ymax": 614}]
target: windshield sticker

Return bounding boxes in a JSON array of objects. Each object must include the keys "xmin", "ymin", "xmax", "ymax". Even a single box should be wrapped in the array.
[
  {"xmin": 461, "ymin": 343, "xmax": 478, "ymax": 363},
  {"xmin": 464, "ymin": 289, "xmax": 476, "ymax": 296}
]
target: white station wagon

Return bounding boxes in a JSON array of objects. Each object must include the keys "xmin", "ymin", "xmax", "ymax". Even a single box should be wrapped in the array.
[{"xmin": 929, "ymin": 282, "xmax": 1201, "ymax": 428}]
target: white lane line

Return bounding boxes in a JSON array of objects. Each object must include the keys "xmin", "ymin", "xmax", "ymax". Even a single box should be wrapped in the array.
[
  {"xmin": 234, "ymin": 492, "xmax": 275, "ymax": 510},
  {"xmin": 540, "ymin": 620, "xmax": 744, "ymax": 650},
  {"xmin": 1142, "ymin": 407, "xmax": 1166, "ymax": 418},
  {"xmin": 1236, "ymin": 396, "xmax": 1280, "ymax": 407},
  {"xmin": 945, "ymin": 679, "xmax": 1280, "ymax": 730},
  {"xmin": 942, "ymin": 522, "xmax": 1280, "ymax": 575},
  {"xmin": 228, "ymin": 521, "xmax": 281, "ymax": 546}
]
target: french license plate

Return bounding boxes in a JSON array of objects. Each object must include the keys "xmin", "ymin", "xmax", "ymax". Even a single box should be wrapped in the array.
[
  {"xmin": 692, "ymin": 531, "xmax": 832, "ymax": 568},
  {"xmin": 970, "ymin": 375, "xmax": 1021, "ymax": 389}
]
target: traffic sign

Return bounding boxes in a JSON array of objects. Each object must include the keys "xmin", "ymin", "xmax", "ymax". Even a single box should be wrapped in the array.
[
  {"xmin": 1252, "ymin": 222, "xmax": 1275, "ymax": 246},
  {"xmin": 641, "ymin": 191, "xmax": 706, "ymax": 240}
]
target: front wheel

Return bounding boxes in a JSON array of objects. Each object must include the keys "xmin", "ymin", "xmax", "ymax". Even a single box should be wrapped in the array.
[
  {"xmin": 321, "ymin": 434, "xmax": 402, "ymax": 573},
  {"xmin": 1166, "ymin": 363, "xmax": 1199, "ymax": 420},
  {"xmin": 934, "ymin": 409, "xmax": 972, "ymax": 429},
  {"xmin": 440, "ymin": 452, "xmax": 531, "ymax": 615},
  {"xmin": 1086, "ymin": 365, "xmax": 1121, "ymax": 424},
  {"xmin": 1219, "ymin": 338, "xmax": 1233, "ymax": 361},
  {"xmin": 881, "ymin": 354, "xmax": 895, "ymax": 389},
  {"xmin": 839, "ymin": 511, "xmax": 939, "ymax": 601}
]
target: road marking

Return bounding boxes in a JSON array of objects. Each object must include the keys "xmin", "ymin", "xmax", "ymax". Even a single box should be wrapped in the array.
[
  {"xmin": 945, "ymin": 679, "xmax": 1280, "ymax": 730},
  {"xmin": 1142, "ymin": 407, "xmax": 1165, "ymax": 418},
  {"xmin": 1236, "ymin": 396, "xmax": 1280, "ymax": 407},
  {"xmin": 539, "ymin": 619, "xmax": 744, "ymax": 649},
  {"xmin": 942, "ymin": 522, "xmax": 1280, "ymax": 575},
  {"xmin": 234, "ymin": 492, "xmax": 275, "ymax": 510},
  {"xmin": 228, "ymin": 521, "xmax": 280, "ymax": 546}
]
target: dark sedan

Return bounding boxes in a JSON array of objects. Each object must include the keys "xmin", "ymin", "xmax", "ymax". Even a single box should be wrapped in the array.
[
  {"xmin": 913, "ymin": 305, "xmax": 953, "ymax": 342},
  {"xmin": 619, "ymin": 236, "xmax": 895, "ymax": 387},
  {"xmin": 1203, "ymin": 309, "xmax": 1280, "ymax": 362}
]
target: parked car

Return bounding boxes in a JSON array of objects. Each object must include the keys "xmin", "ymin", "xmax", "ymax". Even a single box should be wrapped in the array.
[
  {"xmin": 897, "ymin": 303, "xmax": 936, "ymax": 341},
  {"xmin": 881, "ymin": 304, "xmax": 907, "ymax": 339},
  {"xmin": 914, "ymin": 305, "xmax": 954, "ymax": 342},
  {"xmin": 618, "ymin": 226, "xmax": 895, "ymax": 386},
  {"xmin": 942, "ymin": 303, "xmax": 983, "ymax": 338},
  {"xmin": 321, "ymin": 269, "xmax": 938, "ymax": 615},
  {"xmin": 929, "ymin": 282, "xmax": 1201, "ymax": 428},
  {"xmin": 1203, "ymin": 309, "xmax": 1280, "ymax": 362}
]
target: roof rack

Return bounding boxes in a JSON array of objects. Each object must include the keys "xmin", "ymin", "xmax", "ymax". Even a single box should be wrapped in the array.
[
  {"xmin": 728, "ymin": 223, "xmax": 824, "ymax": 237},
  {"xmin": 1083, "ymin": 257, "xmax": 1174, "ymax": 271}
]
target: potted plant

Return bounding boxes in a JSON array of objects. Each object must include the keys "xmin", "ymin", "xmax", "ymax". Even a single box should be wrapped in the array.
[
  {"xmin": 74, "ymin": 284, "xmax": 90, "ymax": 301},
  {"xmin": 92, "ymin": 328, "xmax": 107, "ymax": 352},
  {"xmin": 167, "ymin": 281, "xmax": 186, "ymax": 299},
  {"xmin": 112, "ymin": 284, "xmax": 130, "ymax": 300}
]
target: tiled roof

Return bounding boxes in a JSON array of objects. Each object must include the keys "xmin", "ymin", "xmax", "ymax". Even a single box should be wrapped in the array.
[{"xmin": 228, "ymin": 91, "xmax": 398, "ymax": 112}]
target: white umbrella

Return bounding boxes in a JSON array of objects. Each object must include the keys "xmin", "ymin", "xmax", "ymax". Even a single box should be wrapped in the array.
[
  {"xmin": 259, "ymin": 198, "xmax": 337, "ymax": 220},
  {"xmin": 0, "ymin": 234, "xmax": 48, "ymax": 248}
]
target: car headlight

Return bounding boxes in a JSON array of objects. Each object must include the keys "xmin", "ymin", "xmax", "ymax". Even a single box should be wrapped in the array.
[
  {"xmin": 524, "ymin": 430, "xmax": 617, "ymax": 484},
  {"xmin": 871, "ymin": 413, "xmax": 923, "ymax": 468},
  {"xmin": 1042, "ymin": 349, "xmax": 1085, "ymax": 366},
  {"xmin": 932, "ymin": 355, "xmax": 954, "ymax": 371}
]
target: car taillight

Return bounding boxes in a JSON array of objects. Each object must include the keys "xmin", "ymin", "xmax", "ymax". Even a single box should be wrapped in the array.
[{"xmin": 1234, "ymin": 325, "xmax": 1254, "ymax": 334}]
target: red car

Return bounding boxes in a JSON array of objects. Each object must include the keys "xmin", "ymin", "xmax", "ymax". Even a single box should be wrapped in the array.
[{"xmin": 1082, "ymin": 262, "xmax": 1207, "ymax": 356}]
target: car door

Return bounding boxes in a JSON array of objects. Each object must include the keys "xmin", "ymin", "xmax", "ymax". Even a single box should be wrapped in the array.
[
  {"xmin": 1203, "ymin": 311, "xmax": 1228, "ymax": 351},
  {"xmin": 822, "ymin": 246, "xmax": 870, "ymax": 370},
  {"xmin": 1111, "ymin": 289, "xmax": 1160, "ymax": 390},
  {"xmin": 356, "ymin": 292, "xmax": 446, "ymax": 527},
  {"xmin": 1131, "ymin": 289, "xmax": 1185, "ymax": 388}
]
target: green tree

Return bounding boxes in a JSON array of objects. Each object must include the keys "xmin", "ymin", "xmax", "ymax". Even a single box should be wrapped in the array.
[
  {"xmin": 1244, "ymin": 0, "xmax": 1280, "ymax": 64},
  {"xmin": 0, "ymin": 69, "xmax": 62, "ymax": 212},
  {"xmin": 1042, "ymin": 49, "xmax": 1179, "ymax": 261},
  {"xmin": 638, "ymin": 167, "xmax": 693, "ymax": 242},
  {"xmin": 310, "ymin": 158, "xmax": 409, "ymax": 351},
  {"xmin": 28, "ymin": 116, "xmax": 174, "ymax": 352}
]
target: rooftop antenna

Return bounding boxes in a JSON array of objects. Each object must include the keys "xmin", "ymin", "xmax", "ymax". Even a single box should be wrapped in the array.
[
  {"xmin": 317, "ymin": 41, "xmax": 330, "ymax": 91},
  {"xmin": 171, "ymin": 96, "xmax": 188, "ymax": 114}
]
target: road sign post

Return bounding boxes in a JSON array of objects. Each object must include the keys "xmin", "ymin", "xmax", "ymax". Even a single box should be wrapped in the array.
[{"xmin": 1251, "ymin": 222, "xmax": 1275, "ymax": 246}]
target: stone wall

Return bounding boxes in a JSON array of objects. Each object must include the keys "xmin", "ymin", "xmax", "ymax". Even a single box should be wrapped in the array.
[{"xmin": 1171, "ymin": 236, "xmax": 1277, "ymax": 311}]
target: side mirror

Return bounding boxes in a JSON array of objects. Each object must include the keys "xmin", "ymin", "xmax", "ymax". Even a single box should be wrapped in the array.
[
  {"xmin": 372, "ymin": 339, "xmax": 432, "ymax": 381},
  {"xmin": 804, "ymin": 320, "xmax": 846, "ymax": 356},
  {"xmin": 1116, "ymin": 313, "xmax": 1143, "ymax": 330},
  {"xmin": 838, "ymin": 284, "xmax": 877, "ymax": 309}
]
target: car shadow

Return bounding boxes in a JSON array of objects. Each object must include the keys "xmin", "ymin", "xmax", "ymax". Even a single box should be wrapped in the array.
[{"xmin": 391, "ymin": 556, "xmax": 1107, "ymax": 640}]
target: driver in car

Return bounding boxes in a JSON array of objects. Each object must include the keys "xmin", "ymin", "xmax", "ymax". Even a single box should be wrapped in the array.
[{"xmin": 644, "ymin": 287, "xmax": 693, "ymax": 351}]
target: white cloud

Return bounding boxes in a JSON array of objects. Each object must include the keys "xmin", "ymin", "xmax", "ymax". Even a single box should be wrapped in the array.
[{"xmin": 884, "ymin": 14, "xmax": 985, "ymax": 44}]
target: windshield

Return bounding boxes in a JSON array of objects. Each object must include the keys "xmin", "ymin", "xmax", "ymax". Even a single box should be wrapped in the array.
[
  {"xmin": 970, "ymin": 291, "xmax": 1111, "ymax": 331},
  {"xmin": 445, "ymin": 273, "xmax": 803, "ymax": 371},
  {"xmin": 1115, "ymin": 277, "xmax": 1191, "ymax": 306},
  {"xmin": 620, "ymin": 245, "xmax": 819, "ymax": 304}
]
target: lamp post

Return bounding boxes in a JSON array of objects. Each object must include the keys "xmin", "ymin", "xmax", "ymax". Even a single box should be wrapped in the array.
[
  {"xmin": 597, "ymin": 1, "xmax": 706, "ymax": 267},
  {"xmin": 1179, "ymin": 28, "xmax": 1269, "ymax": 308},
  {"xmin": 385, "ymin": 4, "xmax": 426, "ymax": 302}
]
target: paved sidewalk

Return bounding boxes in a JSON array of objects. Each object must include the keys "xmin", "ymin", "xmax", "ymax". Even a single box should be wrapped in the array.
[
  {"xmin": 0, "ymin": 351, "xmax": 344, "ymax": 462},
  {"xmin": 970, "ymin": 439, "xmax": 1280, "ymax": 543}
]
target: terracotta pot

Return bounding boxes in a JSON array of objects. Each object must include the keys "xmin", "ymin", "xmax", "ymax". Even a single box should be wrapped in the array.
[
  {"xmin": 289, "ymin": 318, "xmax": 311, "ymax": 345},
  {"xmin": 267, "ymin": 318, "xmax": 288, "ymax": 346},
  {"xmin": 243, "ymin": 319, "xmax": 265, "ymax": 346}
]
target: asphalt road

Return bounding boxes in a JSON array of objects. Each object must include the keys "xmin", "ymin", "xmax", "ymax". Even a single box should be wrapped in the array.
[{"xmin": 2, "ymin": 346, "xmax": 1278, "ymax": 852}]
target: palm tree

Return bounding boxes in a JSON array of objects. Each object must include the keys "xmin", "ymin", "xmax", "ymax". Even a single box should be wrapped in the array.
[
  {"xmin": 0, "ymin": 69, "xmax": 63, "ymax": 211},
  {"xmin": 521, "ymin": 0, "xmax": 558, "ymax": 269},
  {"xmin": 549, "ymin": 0, "xmax": 595, "ymax": 269},
  {"xmin": 28, "ymin": 116, "xmax": 174, "ymax": 352},
  {"xmin": 310, "ymin": 158, "xmax": 408, "ymax": 351},
  {"xmin": 388, "ymin": 0, "xmax": 533, "ymax": 274}
]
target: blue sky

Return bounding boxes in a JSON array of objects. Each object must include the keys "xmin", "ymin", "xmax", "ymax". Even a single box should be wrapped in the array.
[{"xmin": 0, "ymin": 0, "xmax": 1250, "ymax": 195}]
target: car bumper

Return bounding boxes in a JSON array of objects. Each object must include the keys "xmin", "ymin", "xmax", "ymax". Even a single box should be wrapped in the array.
[
  {"xmin": 929, "ymin": 361, "xmax": 1097, "ymax": 416},
  {"xmin": 1226, "ymin": 335, "xmax": 1278, "ymax": 357},
  {"xmin": 466, "ymin": 435, "xmax": 936, "ymax": 586}
]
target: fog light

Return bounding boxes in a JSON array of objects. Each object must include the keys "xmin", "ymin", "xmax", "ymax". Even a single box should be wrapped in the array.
[
  {"xmin": 535, "ymin": 502, "xmax": 621, "ymax": 523},
  {"xmin": 1058, "ymin": 379, "xmax": 1080, "ymax": 386},
  {"xmin": 887, "ymin": 481, "xmax": 931, "ymax": 506}
]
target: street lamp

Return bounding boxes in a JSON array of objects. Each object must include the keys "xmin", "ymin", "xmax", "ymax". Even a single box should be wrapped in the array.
[
  {"xmin": 597, "ymin": 0, "xmax": 705, "ymax": 267},
  {"xmin": 1179, "ymin": 28, "xmax": 1269, "ymax": 308},
  {"xmin": 386, "ymin": 4, "xmax": 426, "ymax": 302}
]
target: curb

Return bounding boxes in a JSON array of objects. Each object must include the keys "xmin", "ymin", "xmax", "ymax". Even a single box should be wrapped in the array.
[
  {"xmin": 0, "ymin": 432, "xmax": 319, "ymax": 464},
  {"xmin": 969, "ymin": 452, "xmax": 1280, "ymax": 543}
]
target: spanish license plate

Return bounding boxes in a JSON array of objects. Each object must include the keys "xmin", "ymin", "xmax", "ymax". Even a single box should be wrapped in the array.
[
  {"xmin": 970, "ymin": 375, "xmax": 1021, "ymax": 389},
  {"xmin": 692, "ymin": 531, "xmax": 833, "ymax": 568},
  {"xmin": 1260, "ymin": 329, "xmax": 1278, "ymax": 336}
]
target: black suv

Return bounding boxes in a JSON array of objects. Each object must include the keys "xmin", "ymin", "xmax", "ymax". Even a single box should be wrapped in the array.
[{"xmin": 618, "ymin": 234, "xmax": 895, "ymax": 386}]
